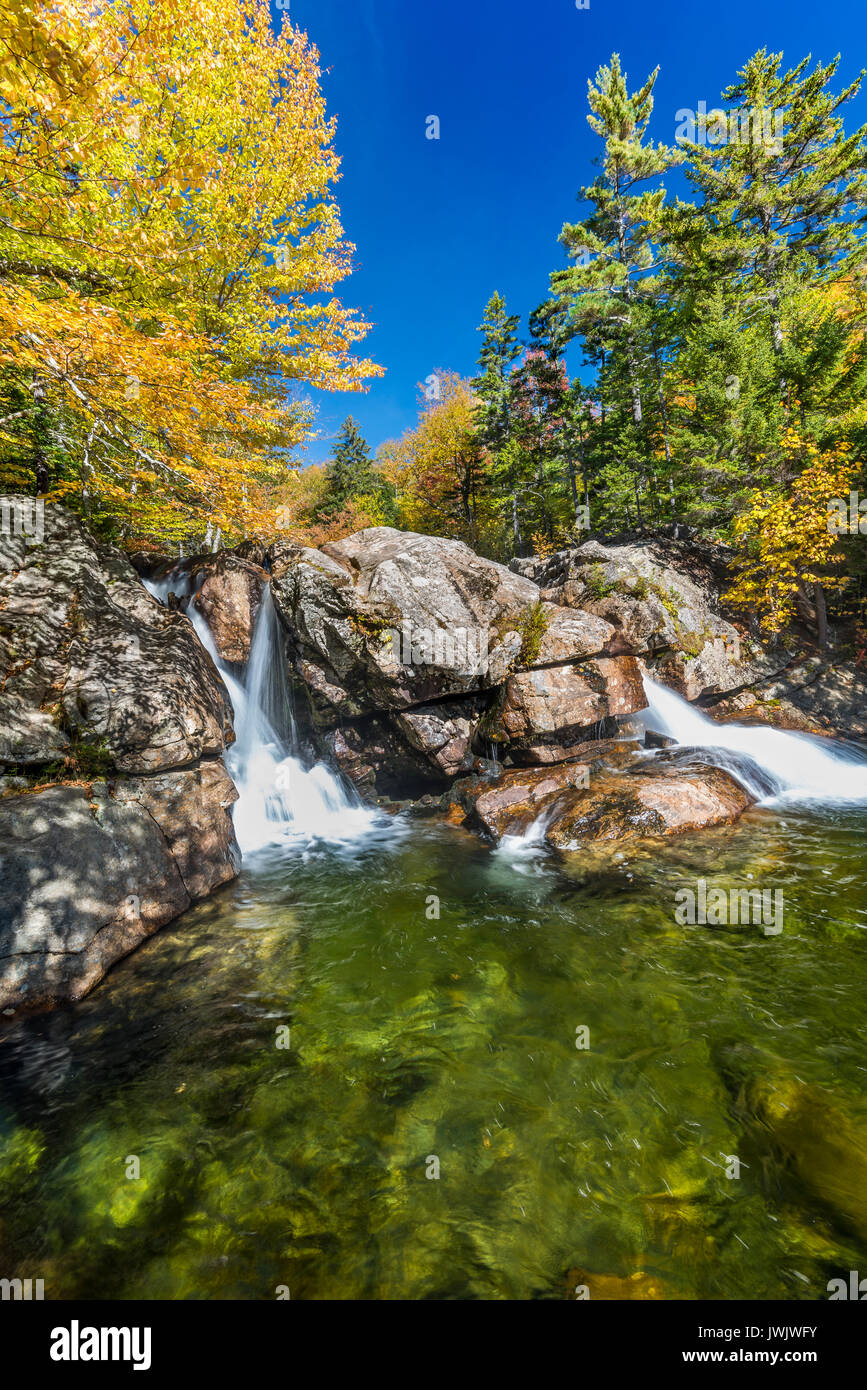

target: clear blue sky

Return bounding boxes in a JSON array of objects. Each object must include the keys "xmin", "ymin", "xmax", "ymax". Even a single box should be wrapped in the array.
[{"xmin": 276, "ymin": 0, "xmax": 866, "ymax": 467}]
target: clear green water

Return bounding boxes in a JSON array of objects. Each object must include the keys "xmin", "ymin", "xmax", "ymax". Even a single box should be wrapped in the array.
[{"xmin": 1, "ymin": 805, "xmax": 866, "ymax": 1300}]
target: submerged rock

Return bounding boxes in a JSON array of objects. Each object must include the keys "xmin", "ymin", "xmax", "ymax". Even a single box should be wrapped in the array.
[
  {"xmin": 723, "ymin": 1062, "xmax": 867, "ymax": 1244},
  {"xmin": 565, "ymin": 1267, "xmax": 667, "ymax": 1300}
]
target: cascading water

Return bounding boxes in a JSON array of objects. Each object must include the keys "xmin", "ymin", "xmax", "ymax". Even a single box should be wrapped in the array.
[
  {"xmin": 642, "ymin": 673, "xmax": 867, "ymax": 804},
  {"xmin": 144, "ymin": 572, "xmax": 381, "ymax": 855},
  {"xmin": 493, "ymin": 807, "xmax": 555, "ymax": 874}
]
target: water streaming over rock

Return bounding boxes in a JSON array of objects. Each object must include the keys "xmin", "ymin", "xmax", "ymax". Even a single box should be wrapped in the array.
[
  {"xmin": 145, "ymin": 572, "xmax": 382, "ymax": 854},
  {"xmin": 642, "ymin": 673, "xmax": 867, "ymax": 804}
]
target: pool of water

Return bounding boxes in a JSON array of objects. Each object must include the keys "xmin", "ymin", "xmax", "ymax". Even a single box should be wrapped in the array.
[{"xmin": 1, "ymin": 804, "xmax": 866, "ymax": 1300}]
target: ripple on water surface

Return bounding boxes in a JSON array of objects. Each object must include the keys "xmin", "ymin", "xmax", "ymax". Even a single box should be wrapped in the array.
[{"xmin": 1, "ymin": 805, "xmax": 866, "ymax": 1299}]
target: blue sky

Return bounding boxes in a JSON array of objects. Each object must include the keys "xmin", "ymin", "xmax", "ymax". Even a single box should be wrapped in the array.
[{"xmin": 277, "ymin": 0, "xmax": 866, "ymax": 467}]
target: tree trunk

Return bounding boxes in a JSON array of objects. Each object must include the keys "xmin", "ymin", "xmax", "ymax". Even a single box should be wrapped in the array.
[
  {"xmin": 32, "ymin": 375, "xmax": 49, "ymax": 494},
  {"xmin": 814, "ymin": 581, "xmax": 829, "ymax": 649},
  {"xmin": 511, "ymin": 494, "xmax": 522, "ymax": 555}
]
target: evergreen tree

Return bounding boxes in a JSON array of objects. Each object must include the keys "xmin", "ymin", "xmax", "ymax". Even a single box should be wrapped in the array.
[
  {"xmin": 666, "ymin": 51, "xmax": 867, "ymax": 395},
  {"xmin": 471, "ymin": 293, "xmax": 525, "ymax": 549},
  {"xmin": 472, "ymin": 292, "xmax": 522, "ymax": 453},
  {"xmin": 544, "ymin": 54, "xmax": 680, "ymax": 526},
  {"xmin": 317, "ymin": 416, "xmax": 380, "ymax": 518}
]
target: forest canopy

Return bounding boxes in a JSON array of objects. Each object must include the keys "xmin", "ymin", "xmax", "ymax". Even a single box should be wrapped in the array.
[
  {"xmin": 0, "ymin": 0, "xmax": 381, "ymax": 545},
  {"xmin": 2, "ymin": 11, "xmax": 865, "ymax": 643}
]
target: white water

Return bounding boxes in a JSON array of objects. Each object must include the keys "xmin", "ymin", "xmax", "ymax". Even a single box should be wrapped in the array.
[
  {"xmin": 144, "ymin": 572, "xmax": 381, "ymax": 855},
  {"xmin": 143, "ymin": 563, "xmax": 866, "ymax": 858},
  {"xmin": 642, "ymin": 674, "xmax": 867, "ymax": 805},
  {"xmin": 494, "ymin": 809, "xmax": 553, "ymax": 873}
]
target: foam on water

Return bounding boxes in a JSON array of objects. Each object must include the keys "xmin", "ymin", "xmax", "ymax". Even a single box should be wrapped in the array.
[
  {"xmin": 642, "ymin": 674, "xmax": 867, "ymax": 805},
  {"xmin": 144, "ymin": 572, "xmax": 383, "ymax": 855}
]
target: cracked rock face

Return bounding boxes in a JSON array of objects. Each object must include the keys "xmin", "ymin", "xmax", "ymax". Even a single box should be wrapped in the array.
[
  {"xmin": 0, "ymin": 498, "xmax": 234, "ymax": 774},
  {"xmin": 460, "ymin": 749, "xmax": 753, "ymax": 846},
  {"xmin": 191, "ymin": 552, "xmax": 268, "ymax": 665},
  {"xmin": 0, "ymin": 498, "xmax": 242, "ymax": 1013},
  {"xmin": 270, "ymin": 527, "xmax": 614, "ymax": 721},
  {"xmin": 0, "ymin": 770, "xmax": 240, "ymax": 1011},
  {"xmin": 269, "ymin": 527, "xmax": 628, "ymax": 787},
  {"xmin": 514, "ymin": 537, "xmax": 788, "ymax": 701}
]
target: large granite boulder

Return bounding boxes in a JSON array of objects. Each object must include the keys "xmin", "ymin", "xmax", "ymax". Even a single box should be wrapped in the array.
[
  {"xmin": 0, "ymin": 766, "xmax": 240, "ymax": 1011},
  {"xmin": 269, "ymin": 528, "xmax": 616, "ymax": 723},
  {"xmin": 0, "ymin": 497, "xmax": 243, "ymax": 1013},
  {"xmin": 460, "ymin": 749, "xmax": 753, "ymax": 846},
  {"xmin": 513, "ymin": 537, "xmax": 786, "ymax": 701},
  {"xmin": 0, "ymin": 499, "xmax": 233, "ymax": 775},
  {"xmin": 268, "ymin": 528, "xmax": 635, "ymax": 785}
]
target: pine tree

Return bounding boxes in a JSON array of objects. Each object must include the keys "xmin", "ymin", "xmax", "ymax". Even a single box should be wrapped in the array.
[
  {"xmin": 317, "ymin": 417, "xmax": 378, "ymax": 518},
  {"xmin": 471, "ymin": 293, "xmax": 525, "ymax": 549},
  {"xmin": 660, "ymin": 50, "xmax": 867, "ymax": 542},
  {"xmin": 666, "ymin": 51, "xmax": 867, "ymax": 388},
  {"xmin": 543, "ymin": 54, "xmax": 680, "ymax": 527}
]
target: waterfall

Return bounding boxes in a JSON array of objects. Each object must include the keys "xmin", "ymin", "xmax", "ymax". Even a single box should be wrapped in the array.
[
  {"xmin": 144, "ymin": 572, "xmax": 381, "ymax": 855},
  {"xmin": 493, "ymin": 810, "xmax": 554, "ymax": 872},
  {"xmin": 642, "ymin": 674, "xmax": 867, "ymax": 805}
]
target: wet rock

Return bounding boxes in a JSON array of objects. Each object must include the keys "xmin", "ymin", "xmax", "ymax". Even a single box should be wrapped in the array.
[
  {"xmin": 319, "ymin": 716, "xmax": 444, "ymax": 799},
  {"xmin": 486, "ymin": 655, "xmax": 646, "ymax": 763},
  {"xmin": 544, "ymin": 757, "xmax": 753, "ymax": 848},
  {"xmin": 736, "ymin": 1071, "xmax": 867, "ymax": 1242},
  {"xmin": 0, "ymin": 769, "xmax": 240, "ymax": 1011},
  {"xmin": 460, "ymin": 743, "xmax": 640, "ymax": 837},
  {"xmin": 706, "ymin": 657, "xmax": 867, "ymax": 741},
  {"xmin": 462, "ymin": 749, "xmax": 751, "ymax": 845},
  {"xmin": 113, "ymin": 761, "xmax": 241, "ymax": 901},
  {"xmin": 191, "ymin": 552, "xmax": 268, "ymax": 664},
  {"xmin": 127, "ymin": 551, "xmax": 170, "ymax": 577},
  {"xmin": 645, "ymin": 729, "xmax": 677, "ymax": 749}
]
